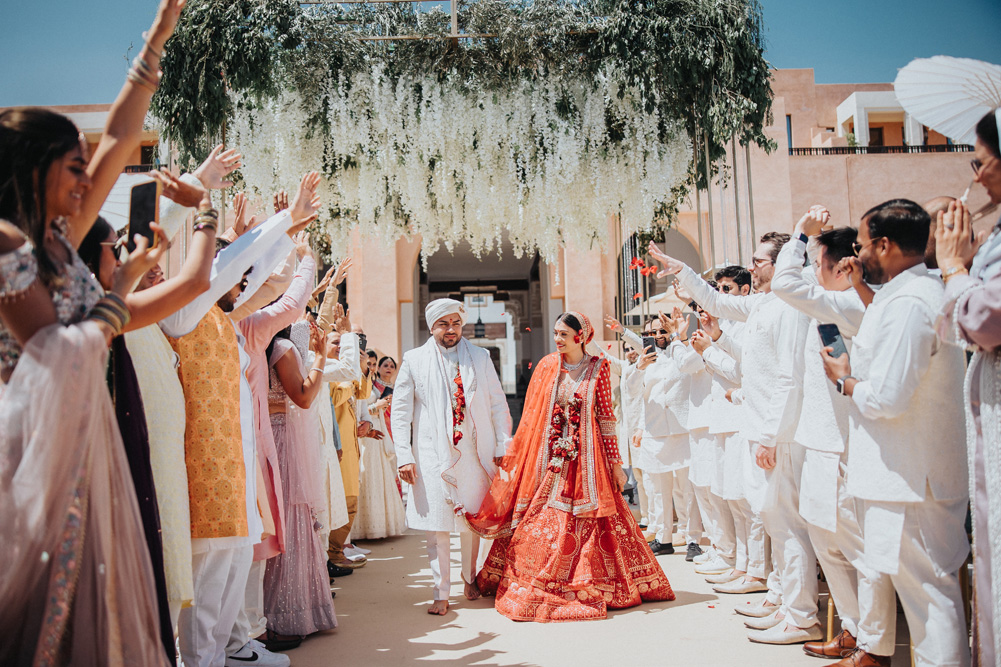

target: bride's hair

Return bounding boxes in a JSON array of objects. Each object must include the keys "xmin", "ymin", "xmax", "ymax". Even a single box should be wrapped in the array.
[{"xmin": 556, "ymin": 312, "xmax": 583, "ymax": 334}]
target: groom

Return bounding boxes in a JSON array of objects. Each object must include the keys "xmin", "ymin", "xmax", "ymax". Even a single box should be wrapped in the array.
[{"xmin": 393, "ymin": 298, "xmax": 513, "ymax": 615}]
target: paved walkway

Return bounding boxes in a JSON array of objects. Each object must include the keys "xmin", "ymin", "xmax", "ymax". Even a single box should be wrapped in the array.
[{"xmin": 284, "ymin": 532, "xmax": 914, "ymax": 667}]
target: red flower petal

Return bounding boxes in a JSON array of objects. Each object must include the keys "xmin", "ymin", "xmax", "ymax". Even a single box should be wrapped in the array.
[{"xmin": 633, "ymin": 292, "xmax": 642, "ymax": 300}]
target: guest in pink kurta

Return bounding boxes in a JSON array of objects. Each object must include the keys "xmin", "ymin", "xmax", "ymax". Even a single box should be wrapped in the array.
[{"xmin": 237, "ymin": 249, "xmax": 316, "ymax": 561}]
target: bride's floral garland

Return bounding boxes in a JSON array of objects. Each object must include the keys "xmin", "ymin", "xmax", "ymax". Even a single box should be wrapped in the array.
[
  {"xmin": 228, "ymin": 68, "xmax": 692, "ymax": 263},
  {"xmin": 548, "ymin": 395, "xmax": 583, "ymax": 473}
]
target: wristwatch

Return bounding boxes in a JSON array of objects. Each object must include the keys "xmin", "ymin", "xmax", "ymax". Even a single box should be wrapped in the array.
[
  {"xmin": 797, "ymin": 232, "xmax": 809, "ymax": 245},
  {"xmin": 836, "ymin": 375, "xmax": 854, "ymax": 395}
]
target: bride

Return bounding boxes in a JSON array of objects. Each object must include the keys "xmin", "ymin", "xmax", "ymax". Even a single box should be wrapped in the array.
[{"xmin": 467, "ymin": 312, "xmax": 674, "ymax": 622}]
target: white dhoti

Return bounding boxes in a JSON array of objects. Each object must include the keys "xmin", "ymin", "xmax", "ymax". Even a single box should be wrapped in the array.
[
  {"xmin": 759, "ymin": 442, "xmax": 818, "ymax": 628},
  {"xmin": 857, "ymin": 497, "xmax": 970, "ymax": 665},
  {"xmin": 426, "ymin": 530, "xmax": 484, "ymax": 601}
]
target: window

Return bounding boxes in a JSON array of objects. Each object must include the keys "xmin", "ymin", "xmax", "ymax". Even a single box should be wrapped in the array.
[
  {"xmin": 869, "ymin": 127, "xmax": 884, "ymax": 147},
  {"xmin": 785, "ymin": 115, "xmax": 793, "ymax": 154},
  {"xmin": 140, "ymin": 144, "xmax": 158, "ymax": 166}
]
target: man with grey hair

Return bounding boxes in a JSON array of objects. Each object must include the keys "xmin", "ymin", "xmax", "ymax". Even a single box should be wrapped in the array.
[{"xmin": 393, "ymin": 298, "xmax": 513, "ymax": 615}]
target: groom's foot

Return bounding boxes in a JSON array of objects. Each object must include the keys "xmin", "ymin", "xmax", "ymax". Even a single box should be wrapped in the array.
[
  {"xmin": 464, "ymin": 580, "xmax": 481, "ymax": 601},
  {"xmin": 427, "ymin": 600, "xmax": 449, "ymax": 615}
]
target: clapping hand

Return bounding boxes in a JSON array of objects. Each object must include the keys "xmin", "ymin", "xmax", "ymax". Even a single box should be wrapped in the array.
[
  {"xmin": 193, "ymin": 144, "xmax": 242, "ymax": 190},
  {"xmin": 648, "ymin": 241, "xmax": 685, "ymax": 276},
  {"xmin": 603, "ymin": 314, "xmax": 624, "ymax": 335},
  {"xmin": 699, "ymin": 310, "xmax": 721, "ymax": 340},
  {"xmin": 936, "ymin": 199, "xmax": 983, "ymax": 271},
  {"xmin": 293, "ymin": 231, "xmax": 313, "ymax": 260},
  {"xmin": 273, "ymin": 190, "xmax": 289, "ymax": 214},
  {"xmin": 795, "ymin": 205, "xmax": 831, "ymax": 238},
  {"xmin": 691, "ymin": 329, "xmax": 712, "ymax": 355},
  {"xmin": 150, "ymin": 168, "xmax": 207, "ymax": 209},
  {"xmin": 333, "ymin": 303, "xmax": 351, "ymax": 334},
  {"xmin": 288, "ymin": 172, "xmax": 322, "ymax": 234}
]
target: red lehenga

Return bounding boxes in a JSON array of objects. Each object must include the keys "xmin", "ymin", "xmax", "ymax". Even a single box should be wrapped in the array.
[{"xmin": 467, "ymin": 351, "xmax": 674, "ymax": 622}]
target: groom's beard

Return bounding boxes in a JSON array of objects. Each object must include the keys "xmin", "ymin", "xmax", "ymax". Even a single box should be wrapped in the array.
[{"xmin": 435, "ymin": 332, "xmax": 461, "ymax": 348}]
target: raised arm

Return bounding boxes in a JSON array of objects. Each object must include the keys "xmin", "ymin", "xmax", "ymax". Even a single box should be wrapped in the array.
[
  {"xmin": 240, "ymin": 237, "xmax": 316, "ymax": 352},
  {"xmin": 771, "ymin": 217, "xmax": 864, "ymax": 336},
  {"xmin": 273, "ymin": 337, "xmax": 327, "ymax": 409},
  {"xmin": 67, "ymin": 0, "xmax": 185, "ymax": 247}
]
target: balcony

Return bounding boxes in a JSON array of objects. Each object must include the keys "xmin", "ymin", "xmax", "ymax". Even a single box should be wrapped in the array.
[
  {"xmin": 123, "ymin": 164, "xmax": 156, "ymax": 173},
  {"xmin": 790, "ymin": 144, "xmax": 973, "ymax": 157}
]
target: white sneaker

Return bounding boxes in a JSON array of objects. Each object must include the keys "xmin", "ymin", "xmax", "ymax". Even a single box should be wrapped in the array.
[
  {"xmin": 350, "ymin": 545, "xmax": 371, "ymax": 555},
  {"xmin": 743, "ymin": 610, "xmax": 782, "ymax": 630},
  {"xmin": 343, "ymin": 546, "xmax": 368, "ymax": 561},
  {"xmin": 692, "ymin": 545, "xmax": 717, "ymax": 565},
  {"xmin": 225, "ymin": 641, "xmax": 291, "ymax": 667},
  {"xmin": 747, "ymin": 623, "xmax": 823, "ymax": 645},
  {"xmin": 694, "ymin": 553, "xmax": 734, "ymax": 574}
]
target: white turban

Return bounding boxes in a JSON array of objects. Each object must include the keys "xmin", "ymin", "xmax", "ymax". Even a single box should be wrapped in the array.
[{"xmin": 425, "ymin": 298, "xmax": 467, "ymax": 331}]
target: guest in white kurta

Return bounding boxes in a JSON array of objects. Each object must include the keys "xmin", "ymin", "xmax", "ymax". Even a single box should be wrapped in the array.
[
  {"xmin": 771, "ymin": 213, "xmax": 882, "ymax": 659},
  {"xmin": 625, "ymin": 329, "xmax": 696, "ymax": 553},
  {"xmin": 668, "ymin": 319, "xmax": 734, "ymax": 570},
  {"xmin": 821, "ymin": 201, "xmax": 969, "ymax": 667},
  {"xmin": 651, "ymin": 236, "xmax": 816, "ymax": 644},
  {"xmin": 392, "ymin": 299, "xmax": 512, "ymax": 612}
]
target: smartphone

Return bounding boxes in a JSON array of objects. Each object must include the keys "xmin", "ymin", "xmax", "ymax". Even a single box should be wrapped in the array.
[
  {"xmin": 127, "ymin": 180, "xmax": 161, "ymax": 252},
  {"xmin": 381, "ymin": 386, "xmax": 394, "ymax": 398},
  {"xmin": 642, "ymin": 336, "xmax": 657, "ymax": 353},
  {"xmin": 818, "ymin": 323, "xmax": 848, "ymax": 359}
]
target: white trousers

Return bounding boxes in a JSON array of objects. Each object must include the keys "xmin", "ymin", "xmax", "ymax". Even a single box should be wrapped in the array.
[
  {"xmin": 427, "ymin": 530, "xmax": 482, "ymax": 601},
  {"xmin": 729, "ymin": 498, "xmax": 769, "ymax": 578},
  {"xmin": 804, "ymin": 458, "xmax": 871, "ymax": 642},
  {"xmin": 857, "ymin": 498, "xmax": 970, "ymax": 666},
  {"xmin": 228, "ymin": 559, "xmax": 267, "ymax": 654},
  {"xmin": 179, "ymin": 545, "xmax": 253, "ymax": 667},
  {"xmin": 634, "ymin": 467, "xmax": 649, "ymax": 525},
  {"xmin": 694, "ymin": 484, "xmax": 735, "ymax": 560},
  {"xmin": 644, "ymin": 469, "xmax": 700, "ymax": 544},
  {"xmin": 759, "ymin": 443, "xmax": 818, "ymax": 628}
]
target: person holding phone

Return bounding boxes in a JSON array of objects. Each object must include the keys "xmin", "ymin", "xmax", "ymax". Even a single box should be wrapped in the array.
[
  {"xmin": 648, "ymin": 234, "xmax": 816, "ymax": 646},
  {"xmin": 820, "ymin": 199, "xmax": 970, "ymax": 667},
  {"xmin": 624, "ymin": 315, "xmax": 697, "ymax": 557},
  {"xmin": 771, "ymin": 206, "xmax": 878, "ymax": 661}
]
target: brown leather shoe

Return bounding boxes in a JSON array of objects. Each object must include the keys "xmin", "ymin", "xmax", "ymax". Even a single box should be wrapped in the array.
[
  {"xmin": 822, "ymin": 648, "xmax": 891, "ymax": 667},
  {"xmin": 804, "ymin": 628, "xmax": 856, "ymax": 658}
]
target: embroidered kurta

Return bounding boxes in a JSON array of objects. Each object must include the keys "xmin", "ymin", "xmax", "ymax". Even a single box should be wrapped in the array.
[
  {"xmin": 169, "ymin": 306, "xmax": 248, "ymax": 539},
  {"xmin": 332, "ymin": 375, "xmax": 372, "ymax": 498}
]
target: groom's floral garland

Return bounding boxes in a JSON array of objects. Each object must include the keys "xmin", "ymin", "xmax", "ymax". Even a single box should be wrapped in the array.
[
  {"xmin": 548, "ymin": 395, "xmax": 582, "ymax": 473},
  {"xmin": 452, "ymin": 373, "xmax": 466, "ymax": 447}
]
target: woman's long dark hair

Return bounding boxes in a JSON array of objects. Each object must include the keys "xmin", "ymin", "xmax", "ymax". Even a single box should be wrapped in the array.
[
  {"xmin": 0, "ymin": 107, "xmax": 82, "ymax": 287},
  {"xmin": 77, "ymin": 216, "xmax": 115, "ymax": 283},
  {"xmin": 266, "ymin": 325, "xmax": 293, "ymax": 375}
]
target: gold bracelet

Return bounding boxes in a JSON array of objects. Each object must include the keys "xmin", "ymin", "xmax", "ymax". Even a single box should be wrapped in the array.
[{"xmin": 941, "ymin": 265, "xmax": 968, "ymax": 282}]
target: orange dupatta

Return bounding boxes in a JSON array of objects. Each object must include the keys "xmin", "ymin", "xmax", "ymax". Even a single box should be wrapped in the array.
[{"xmin": 466, "ymin": 352, "xmax": 618, "ymax": 539}]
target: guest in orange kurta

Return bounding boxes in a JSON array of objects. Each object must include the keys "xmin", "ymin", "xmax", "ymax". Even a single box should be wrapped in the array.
[{"xmin": 468, "ymin": 312, "xmax": 674, "ymax": 622}]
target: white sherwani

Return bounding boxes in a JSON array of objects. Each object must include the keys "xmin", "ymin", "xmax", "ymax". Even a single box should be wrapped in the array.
[
  {"xmin": 392, "ymin": 337, "xmax": 512, "ymax": 532},
  {"xmin": 771, "ymin": 236, "xmax": 872, "ymax": 644},
  {"xmin": 846, "ymin": 264, "xmax": 970, "ymax": 665}
]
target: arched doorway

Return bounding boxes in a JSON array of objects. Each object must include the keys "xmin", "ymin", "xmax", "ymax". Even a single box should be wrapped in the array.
[{"xmin": 414, "ymin": 237, "xmax": 558, "ymax": 426}]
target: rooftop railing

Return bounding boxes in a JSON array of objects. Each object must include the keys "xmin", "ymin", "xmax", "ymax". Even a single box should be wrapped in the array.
[
  {"xmin": 123, "ymin": 164, "xmax": 156, "ymax": 173},
  {"xmin": 790, "ymin": 144, "xmax": 973, "ymax": 156}
]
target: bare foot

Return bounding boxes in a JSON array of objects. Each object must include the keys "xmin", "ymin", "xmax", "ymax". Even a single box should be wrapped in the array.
[
  {"xmin": 427, "ymin": 600, "xmax": 449, "ymax": 615},
  {"xmin": 464, "ymin": 580, "xmax": 481, "ymax": 601}
]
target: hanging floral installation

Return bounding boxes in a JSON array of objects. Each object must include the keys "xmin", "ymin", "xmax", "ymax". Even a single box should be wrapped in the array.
[{"xmin": 152, "ymin": 0, "xmax": 774, "ymax": 261}]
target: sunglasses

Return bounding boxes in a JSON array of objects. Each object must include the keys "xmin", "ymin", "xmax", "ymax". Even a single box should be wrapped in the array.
[{"xmin": 852, "ymin": 236, "xmax": 883, "ymax": 256}]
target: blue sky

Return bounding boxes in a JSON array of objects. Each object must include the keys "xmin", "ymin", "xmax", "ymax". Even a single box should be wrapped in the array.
[{"xmin": 1, "ymin": 0, "xmax": 998, "ymax": 106}]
